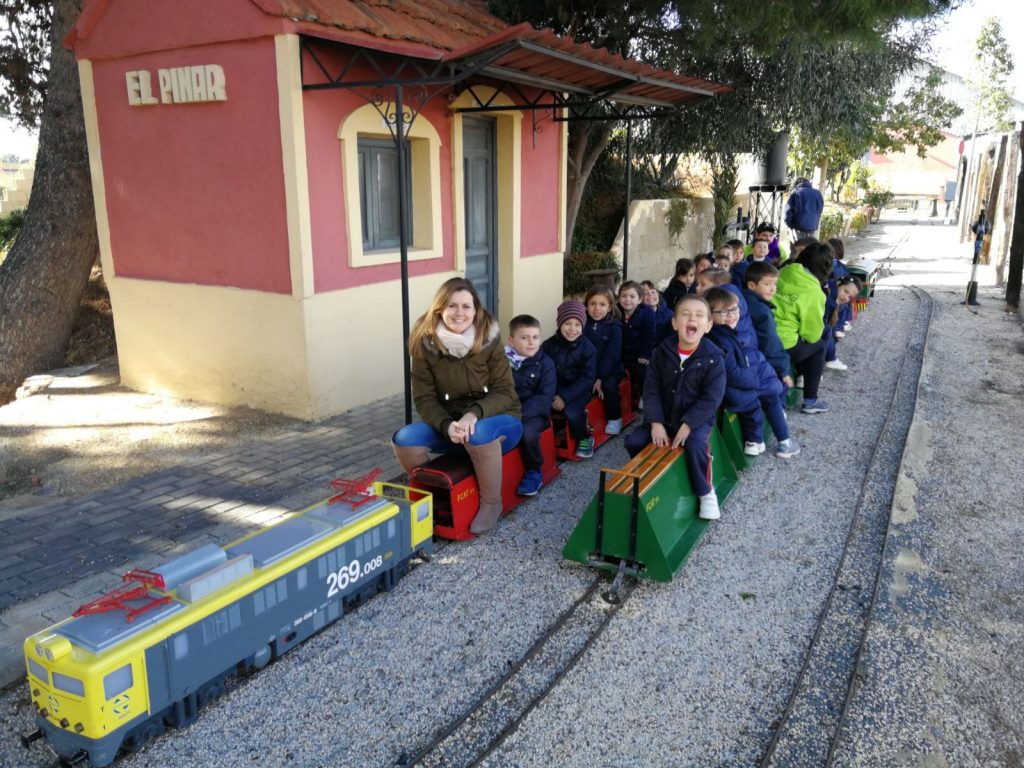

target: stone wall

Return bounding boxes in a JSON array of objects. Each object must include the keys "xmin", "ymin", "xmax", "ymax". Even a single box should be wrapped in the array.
[{"xmin": 609, "ymin": 197, "xmax": 715, "ymax": 286}]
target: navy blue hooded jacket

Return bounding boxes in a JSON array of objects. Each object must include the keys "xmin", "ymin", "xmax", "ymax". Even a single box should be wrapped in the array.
[
  {"xmin": 719, "ymin": 284, "xmax": 759, "ymax": 351},
  {"xmin": 707, "ymin": 324, "xmax": 767, "ymax": 413},
  {"xmin": 510, "ymin": 350, "xmax": 557, "ymax": 421},
  {"xmin": 541, "ymin": 332, "xmax": 597, "ymax": 408},
  {"xmin": 784, "ymin": 179, "xmax": 824, "ymax": 232},
  {"xmin": 584, "ymin": 316, "xmax": 624, "ymax": 381},
  {"xmin": 621, "ymin": 303, "xmax": 656, "ymax": 363},
  {"xmin": 742, "ymin": 288, "xmax": 791, "ymax": 380},
  {"xmin": 642, "ymin": 335, "xmax": 725, "ymax": 433}
]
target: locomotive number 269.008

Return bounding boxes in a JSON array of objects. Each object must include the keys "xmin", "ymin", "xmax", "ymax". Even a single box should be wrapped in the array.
[{"xmin": 326, "ymin": 555, "xmax": 384, "ymax": 597}]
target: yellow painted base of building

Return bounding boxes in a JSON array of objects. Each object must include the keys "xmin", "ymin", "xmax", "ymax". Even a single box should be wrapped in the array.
[{"xmin": 108, "ymin": 254, "xmax": 564, "ymax": 420}]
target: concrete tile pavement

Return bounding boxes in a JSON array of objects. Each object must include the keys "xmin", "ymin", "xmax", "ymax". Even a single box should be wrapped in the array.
[{"xmin": 0, "ymin": 392, "xmax": 408, "ymax": 688}]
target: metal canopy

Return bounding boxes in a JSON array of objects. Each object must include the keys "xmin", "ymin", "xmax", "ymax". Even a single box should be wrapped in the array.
[{"xmin": 297, "ymin": 28, "xmax": 726, "ymax": 424}]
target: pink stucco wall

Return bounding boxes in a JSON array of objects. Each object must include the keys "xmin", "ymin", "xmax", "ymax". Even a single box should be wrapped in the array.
[
  {"xmin": 519, "ymin": 115, "xmax": 561, "ymax": 257},
  {"xmin": 91, "ymin": 39, "xmax": 292, "ymax": 293},
  {"xmin": 302, "ymin": 83, "xmax": 455, "ymax": 293}
]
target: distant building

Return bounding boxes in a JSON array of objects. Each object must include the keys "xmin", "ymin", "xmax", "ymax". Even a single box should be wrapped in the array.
[{"xmin": 0, "ymin": 162, "xmax": 33, "ymax": 216}]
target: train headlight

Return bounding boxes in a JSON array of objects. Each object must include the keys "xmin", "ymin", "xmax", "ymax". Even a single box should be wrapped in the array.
[
  {"xmin": 37, "ymin": 635, "xmax": 71, "ymax": 662},
  {"xmin": 74, "ymin": 723, "xmax": 84, "ymax": 733},
  {"xmin": 35, "ymin": 644, "xmax": 43, "ymax": 658}
]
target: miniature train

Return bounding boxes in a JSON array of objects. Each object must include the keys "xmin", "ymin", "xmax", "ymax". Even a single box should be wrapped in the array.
[
  {"xmin": 410, "ymin": 374, "xmax": 637, "ymax": 539},
  {"xmin": 21, "ymin": 479, "xmax": 432, "ymax": 768}
]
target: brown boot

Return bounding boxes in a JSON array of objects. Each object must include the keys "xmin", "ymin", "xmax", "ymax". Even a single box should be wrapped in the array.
[
  {"xmin": 465, "ymin": 438, "xmax": 505, "ymax": 534},
  {"xmin": 392, "ymin": 443, "xmax": 431, "ymax": 476}
]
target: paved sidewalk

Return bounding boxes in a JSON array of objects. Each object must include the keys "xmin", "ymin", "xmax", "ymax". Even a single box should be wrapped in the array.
[{"xmin": 0, "ymin": 394, "xmax": 406, "ymax": 687}]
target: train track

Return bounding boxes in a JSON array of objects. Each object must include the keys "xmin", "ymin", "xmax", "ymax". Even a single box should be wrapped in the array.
[
  {"xmin": 396, "ymin": 573, "xmax": 634, "ymax": 768},
  {"xmin": 757, "ymin": 285, "xmax": 934, "ymax": 767}
]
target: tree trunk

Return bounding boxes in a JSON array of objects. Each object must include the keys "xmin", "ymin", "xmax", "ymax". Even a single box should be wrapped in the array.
[
  {"xmin": 0, "ymin": 0, "xmax": 98, "ymax": 404},
  {"xmin": 564, "ymin": 120, "xmax": 613, "ymax": 258},
  {"xmin": 1005, "ymin": 125, "xmax": 1024, "ymax": 310}
]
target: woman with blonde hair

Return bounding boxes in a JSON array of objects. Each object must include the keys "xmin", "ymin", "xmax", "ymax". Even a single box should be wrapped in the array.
[{"xmin": 392, "ymin": 277, "xmax": 522, "ymax": 533}]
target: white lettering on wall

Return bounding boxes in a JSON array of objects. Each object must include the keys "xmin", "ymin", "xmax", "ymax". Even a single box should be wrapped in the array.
[{"xmin": 126, "ymin": 65, "xmax": 227, "ymax": 106}]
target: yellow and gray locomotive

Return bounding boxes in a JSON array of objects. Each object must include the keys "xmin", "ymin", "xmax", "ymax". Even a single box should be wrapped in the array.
[{"xmin": 22, "ymin": 480, "xmax": 432, "ymax": 767}]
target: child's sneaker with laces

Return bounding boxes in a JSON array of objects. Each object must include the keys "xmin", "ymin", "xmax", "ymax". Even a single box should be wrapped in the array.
[
  {"xmin": 575, "ymin": 436, "xmax": 594, "ymax": 458},
  {"xmin": 743, "ymin": 441, "xmax": 766, "ymax": 456},
  {"xmin": 516, "ymin": 468, "xmax": 543, "ymax": 496},
  {"xmin": 800, "ymin": 398, "xmax": 832, "ymax": 414},
  {"xmin": 698, "ymin": 491, "xmax": 720, "ymax": 520},
  {"xmin": 605, "ymin": 418, "xmax": 622, "ymax": 436},
  {"xmin": 825, "ymin": 359, "xmax": 848, "ymax": 371},
  {"xmin": 775, "ymin": 438, "xmax": 801, "ymax": 459}
]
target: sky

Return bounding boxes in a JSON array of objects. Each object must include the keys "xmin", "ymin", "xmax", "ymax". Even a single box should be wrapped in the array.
[{"xmin": 1, "ymin": 0, "xmax": 1022, "ymax": 162}]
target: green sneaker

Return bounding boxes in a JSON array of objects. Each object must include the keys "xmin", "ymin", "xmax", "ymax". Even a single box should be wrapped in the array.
[{"xmin": 575, "ymin": 436, "xmax": 594, "ymax": 459}]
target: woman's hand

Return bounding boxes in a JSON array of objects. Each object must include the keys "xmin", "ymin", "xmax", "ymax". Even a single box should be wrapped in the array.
[
  {"xmin": 651, "ymin": 423, "xmax": 669, "ymax": 447},
  {"xmin": 671, "ymin": 424, "xmax": 691, "ymax": 450},
  {"xmin": 447, "ymin": 420, "xmax": 467, "ymax": 444},
  {"xmin": 452, "ymin": 412, "xmax": 479, "ymax": 444},
  {"xmin": 593, "ymin": 379, "xmax": 604, "ymax": 399},
  {"xmin": 552, "ymin": 395, "xmax": 565, "ymax": 412}
]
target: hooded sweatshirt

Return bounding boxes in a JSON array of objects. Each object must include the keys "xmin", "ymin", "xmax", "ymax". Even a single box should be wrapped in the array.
[{"xmin": 773, "ymin": 263, "xmax": 826, "ymax": 348}]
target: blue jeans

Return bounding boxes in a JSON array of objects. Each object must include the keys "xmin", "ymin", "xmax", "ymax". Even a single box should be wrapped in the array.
[{"xmin": 393, "ymin": 414, "xmax": 523, "ymax": 454}]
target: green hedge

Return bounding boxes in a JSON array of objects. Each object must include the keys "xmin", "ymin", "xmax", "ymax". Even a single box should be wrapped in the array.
[
  {"xmin": 818, "ymin": 208, "xmax": 844, "ymax": 241},
  {"xmin": 564, "ymin": 250, "xmax": 620, "ymax": 297}
]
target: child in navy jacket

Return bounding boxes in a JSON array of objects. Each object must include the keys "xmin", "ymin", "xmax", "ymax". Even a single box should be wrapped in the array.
[
  {"xmin": 624, "ymin": 295, "xmax": 727, "ymax": 520},
  {"xmin": 506, "ymin": 315, "xmax": 557, "ymax": 496},
  {"xmin": 742, "ymin": 261, "xmax": 793, "ymax": 390},
  {"xmin": 618, "ymin": 280, "xmax": 656, "ymax": 398},
  {"xmin": 583, "ymin": 285, "xmax": 625, "ymax": 435},
  {"xmin": 542, "ymin": 300, "xmax": 598, "ymax": 459},
  {"xmin": 642, "ymin": 280, "xmax": 675, "ymax": 344},
  {"xmin": 705, "ymin": 288, "xmax": 799, "ymax": 459}
]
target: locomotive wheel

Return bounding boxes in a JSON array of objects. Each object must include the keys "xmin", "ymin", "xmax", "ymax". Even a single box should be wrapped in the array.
[{"xmin": 251, "ymin": 644, "xmax": 272, "ymax": 670}]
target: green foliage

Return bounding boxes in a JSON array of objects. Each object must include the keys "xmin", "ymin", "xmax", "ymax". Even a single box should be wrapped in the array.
[
  {"xmin": 848, "ymin": 210, "xmax": 869, "ymax": 232},
  {"xmin": 971, "ymin": 17, "xmax": 1015, "ymax": 133},
  {"xmin": 818, "ymin": 208, "xmax": 845, "ymax": 241},
  {"xmin": 710, "ymin": 155, "xmax": 738, "ymax": 248},
  {"xmin": 664, "ymin": 197, "xmax": 691, "ymax": 243},
  {"xmin": 0, "ymin": 207, "xmax": 25, "ymax": 259},
  {"xmin": 864, "ymin": 189, "xmax": 895, "ymax": 209},
  {"xmin": 875, "ymin": 68, "xmax": 962, "ymax": 157},
  {"xmin": 0, "ymin": 1, "xmax": 53, "ymax": 127},
  {"xmin": 563, "ymin": 250, "xmax": 620, "ymax": 297},
  {"xmin": 840, "ymin": 162, "xmax": 872, "ymax": 203}
]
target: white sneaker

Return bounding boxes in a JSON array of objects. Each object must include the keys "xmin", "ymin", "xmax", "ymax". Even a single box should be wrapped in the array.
[
  {"xmin": 825, "ymin": 359, "xmax": 848, "ymax": 371},
  {"xmin": 843, "ymin": 322, "xmax": 852, "ymax": 331},
  {"xmin": 834, "ymin": 330, "xmax": 846, "ymax": 338},
  {"xmin": 743, "ymin": 441, "xmax": 766, "ymax": 456},
  {"xmin": 795, "ymin": 376, "xmax": 805, "ymax": 388},
  {"xmin": 698, "ymin": 492, "xmax": 720, "ymax": 520},
  {"xmin": 605, "ymin": 418, "xmax": 622, "ymax": 436}
]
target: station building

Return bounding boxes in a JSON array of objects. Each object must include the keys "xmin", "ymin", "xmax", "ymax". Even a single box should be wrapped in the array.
[{"xmin": 68, "ymin": 0, "xmax": 724, "ymax": 419}]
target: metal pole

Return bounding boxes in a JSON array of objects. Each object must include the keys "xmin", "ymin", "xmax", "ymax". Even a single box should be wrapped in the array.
[
  {"xmin": 623, "ymin": 121, "xmax": 632, "ymax": 282},
  {"xmin": 395, "ymin": 85, "xmax": 413, "ymax": 424}
]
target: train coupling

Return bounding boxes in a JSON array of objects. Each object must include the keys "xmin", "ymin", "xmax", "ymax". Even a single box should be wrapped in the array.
[
  {"xmin": 601, "ymin": 560, "xmax": 628, "ymax": 604},
  {"xmin": 20, "ymin": 728, "xmax": 44, "ymax": 748}
]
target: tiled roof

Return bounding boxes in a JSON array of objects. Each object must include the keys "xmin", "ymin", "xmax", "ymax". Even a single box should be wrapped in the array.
[{"xmin": 250, "ymin": 0, "xmax": 507, "ymax": 54}]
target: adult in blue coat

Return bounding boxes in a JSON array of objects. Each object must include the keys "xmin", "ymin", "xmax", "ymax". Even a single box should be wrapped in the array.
[{"xmin": 785, "ymin": 178, "xmax": 825, "ymax": 238}]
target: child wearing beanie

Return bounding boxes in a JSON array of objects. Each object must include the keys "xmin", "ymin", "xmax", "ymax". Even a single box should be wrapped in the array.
[{"xmin": 541, "ymin": 300, "xmax": 598, "ymax": 458}]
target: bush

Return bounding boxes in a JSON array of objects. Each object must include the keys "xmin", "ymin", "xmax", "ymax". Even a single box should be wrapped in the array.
[
  {"xmin": 848, "ymin": 210, "xmax": 869, "ymax": 233},
  {"xmin": 864, "ymin": 189, "xmax": 895, "ymax": 210},
  {"xmin": 563, "ymin": 250, "xmax": 620, "ymax": 297},
  {"xmin": 818, "ymin": 208, "xmax": 844, "ymax": 241},
  {"xmin": 0, "ymin": 208, "xmax": 25, "ymax": 261}
]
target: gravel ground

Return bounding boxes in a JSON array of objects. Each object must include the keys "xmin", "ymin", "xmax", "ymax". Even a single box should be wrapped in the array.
[{"xmin": 2, "ymin": 219, "xmax": 1022, "ymax": 768}]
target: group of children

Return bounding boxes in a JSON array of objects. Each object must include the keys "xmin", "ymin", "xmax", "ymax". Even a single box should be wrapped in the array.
[{"xmin": 502, "ymin": 231, "xmax": 862, "ymax": 521}]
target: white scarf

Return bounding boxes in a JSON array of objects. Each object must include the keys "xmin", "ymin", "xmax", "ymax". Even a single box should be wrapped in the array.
[{"xmin": 434, "ymin": 322, "xmax": 477, "ymax": 359}]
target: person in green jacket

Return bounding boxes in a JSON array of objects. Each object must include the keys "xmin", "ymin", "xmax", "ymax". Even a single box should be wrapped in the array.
[
  {"xmin": 392, "ymin": 277, "xmax": 523, "ymax": 534},
  {"xmin": 772, "ymin": 242, "xmax": 834, "ymax": 414}
]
